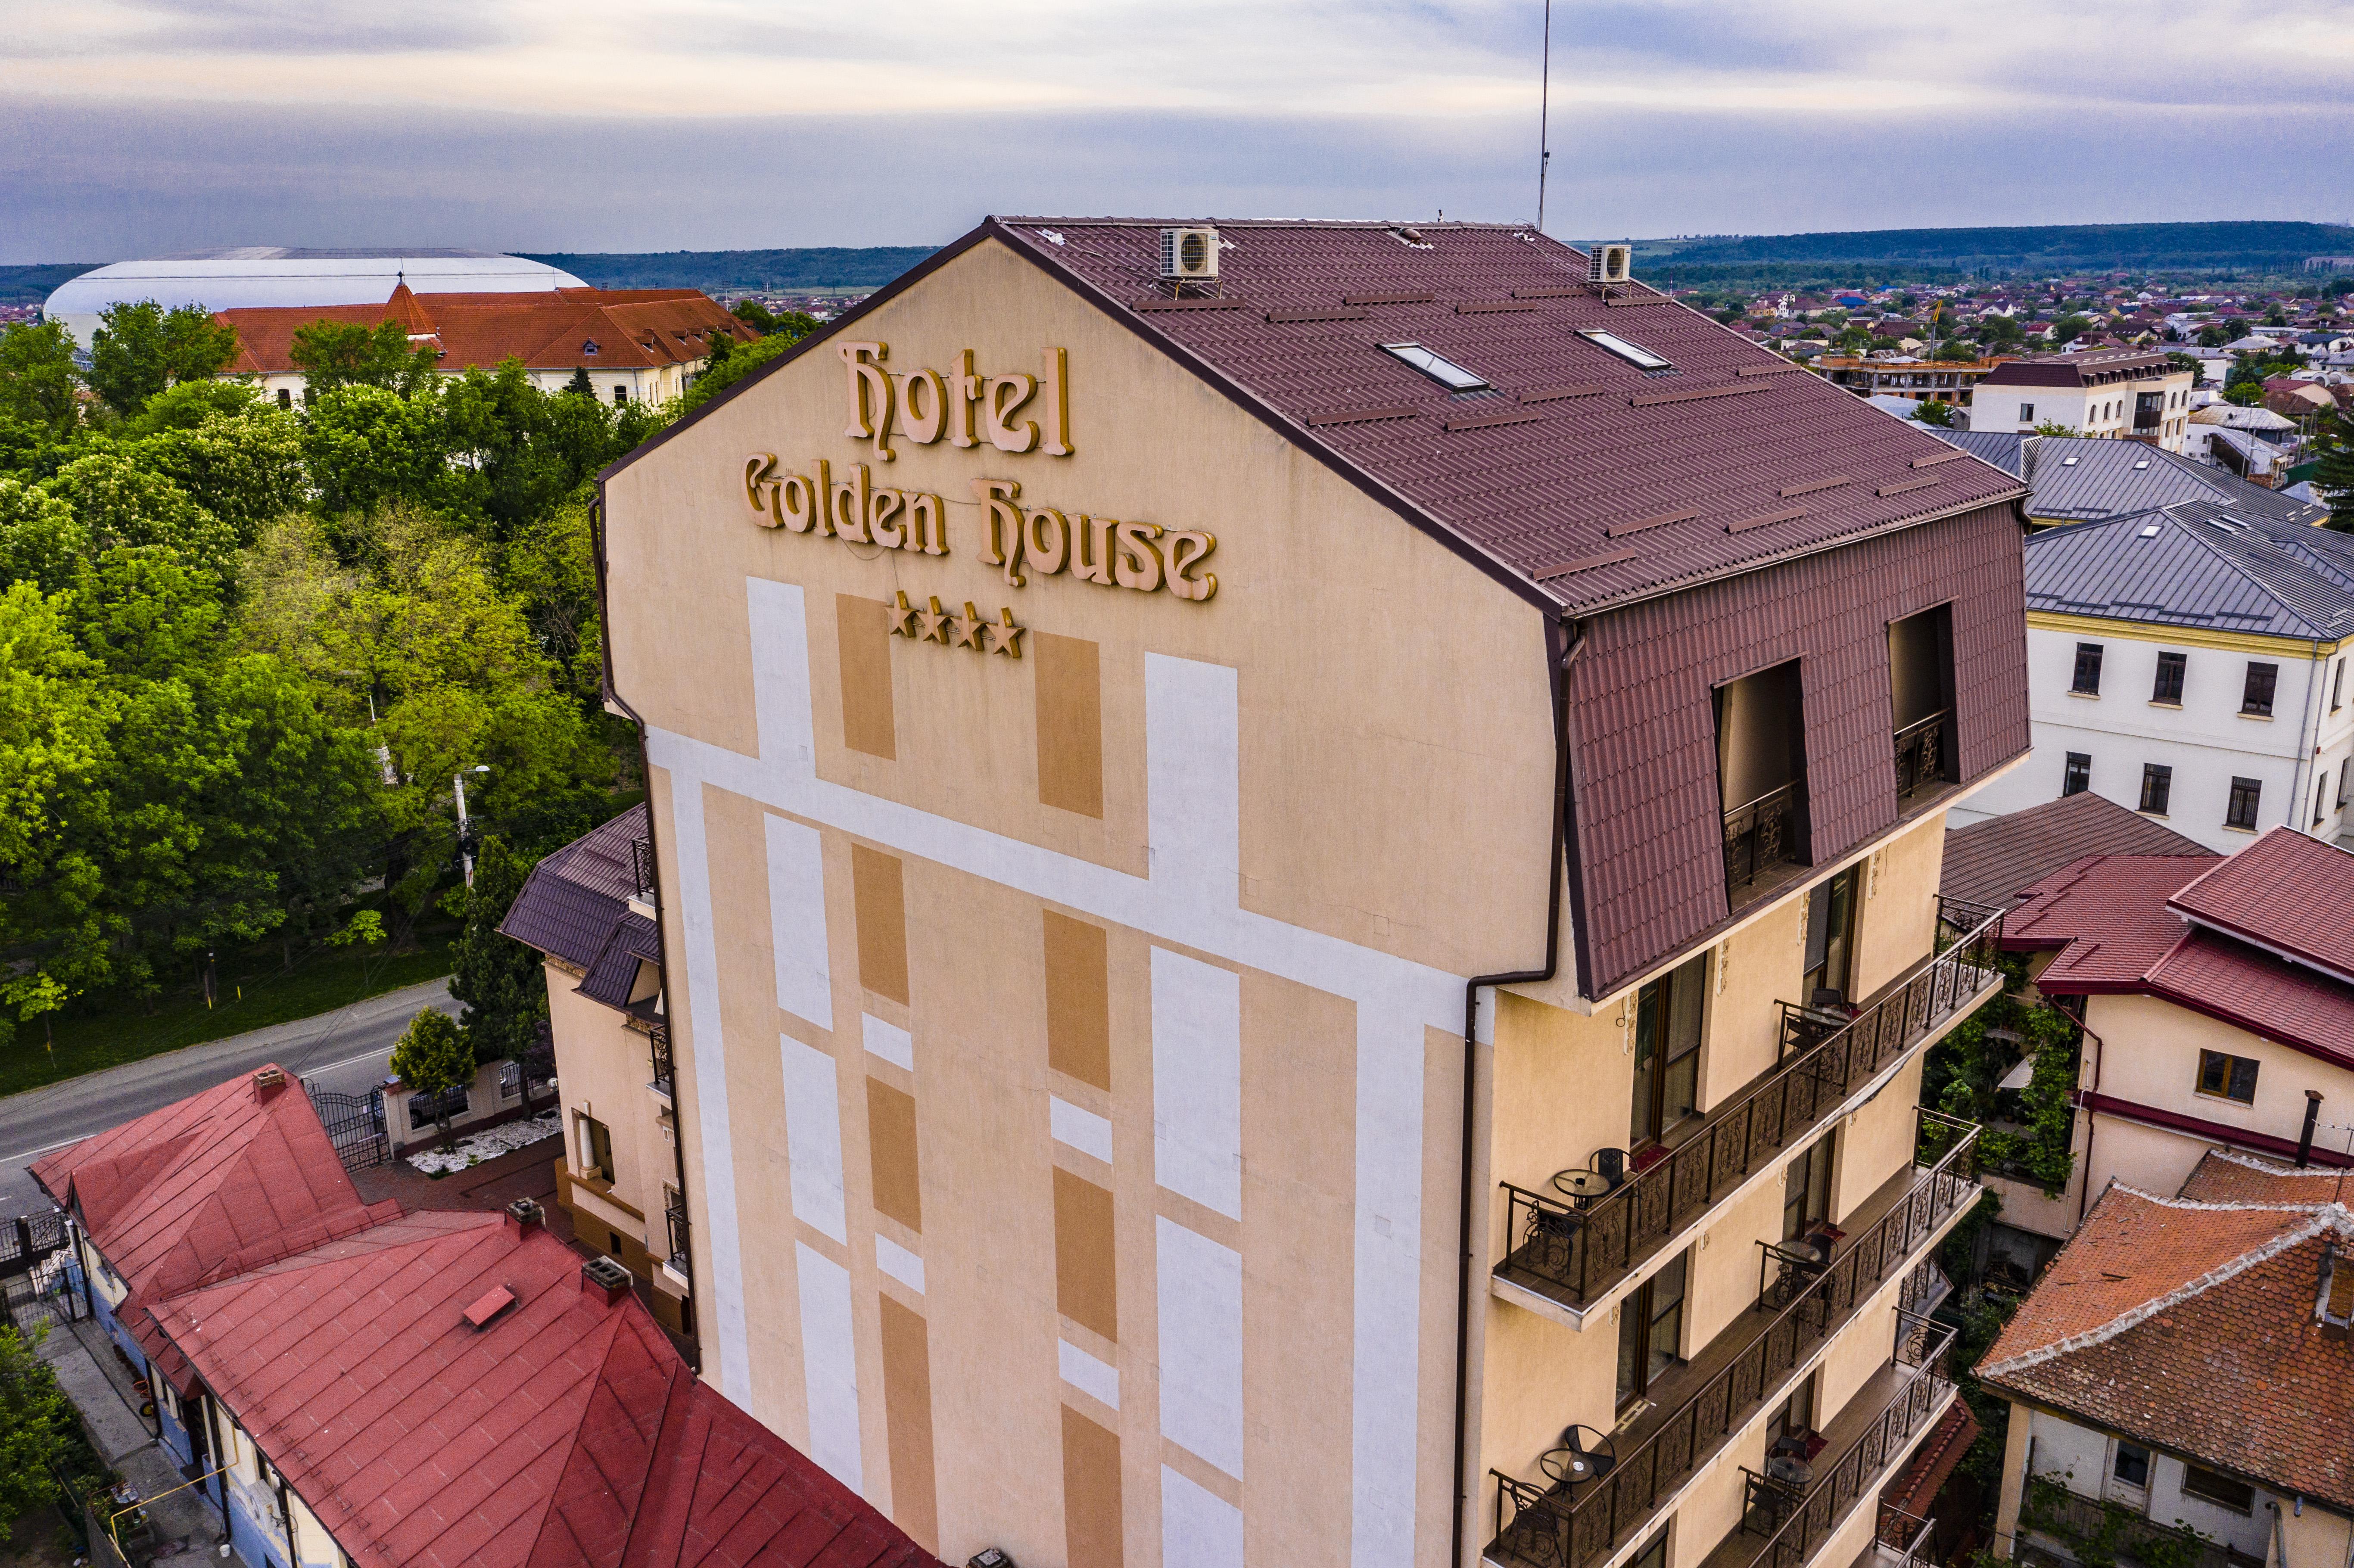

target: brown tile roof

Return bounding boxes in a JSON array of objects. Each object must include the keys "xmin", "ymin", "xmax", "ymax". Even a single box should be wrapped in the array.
[
  {"xmin": 1978, "ymin": 1184, "xmax": 2354, "ymax": 1510},
  {"xmin": 1940, "ymin": 793, "xmax": 2208, "ymax": 910},
  {"xmin": 219, "ymin": 289, "xmax": 751, "ymax": 376},
  {"xmin": 2177, "ymin": 1149, "xmax": 2354, "ymax": 1204},
  {"xmin": 2169, "ymin": 827, "xmax": 2354, "ymax": 985},
  {"xmin": 837, "ymin": 219, "xmax": 2026, "ymax": 616},
  {"xmin": 501, "ymin": 804, "xmax": 648, "ymax": 971},
  {"xmin": 1999, "ymin": 852, "xmax": 2220, "ymax": 982},
  {"xmin": 1980, "ymin": 349, "xmax": 2175, "ymax": 388}
]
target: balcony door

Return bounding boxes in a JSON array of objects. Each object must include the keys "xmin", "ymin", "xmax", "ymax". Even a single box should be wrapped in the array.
[
  {"xmin": 1616, "ymin": 1248, "xmax": 1689, "ymax": 1411},
  {"xmin": 1631, "ymin": 952, "xmax": 1706, "ymax": 1150},
  {"xmin": 1801, "ymin": 866, "xmax": 1861, "ymax": 1007}
]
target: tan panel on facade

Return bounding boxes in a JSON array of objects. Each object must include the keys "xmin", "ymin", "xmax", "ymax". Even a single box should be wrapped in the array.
[
  {"xmin": 1043, "ymin": 911, "xmax": 1112, "ymax": 1091},
  {"xmin": 852, "ymin": 844, "xmax": 910, "ymax": 1004},
  {"xmin": 878, "ymin": 1294, "xmax": 940, "ymax": 1552},
  {"xmin": 1034, "ymin": 632, "xmax": 1105, "ymax": 818},
  {"xmin": 867, "ymin": 1078, "xmax": 924, "ymax": 1231},
  {"xmin": 836, "ymin": 593, "xmax": 897, "ymax": 759},
  {"xmin": 1059, "ymin": 1405, "xmax": 1123, "ymax": 1568},
  {"xmin": 1052, "ymin": 1167, "xmax": 1118, "ymax": 1341}
]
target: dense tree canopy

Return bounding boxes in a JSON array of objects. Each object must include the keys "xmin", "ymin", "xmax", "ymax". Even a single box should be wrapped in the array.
[{"xmin": 86, "ymin": 301, "xmax": 242, "ymax": 418}]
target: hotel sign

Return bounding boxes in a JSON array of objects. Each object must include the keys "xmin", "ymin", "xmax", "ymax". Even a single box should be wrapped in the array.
[{"xmin": 741, "ymin": 342, "xmax": 1216, "ymax": 603}]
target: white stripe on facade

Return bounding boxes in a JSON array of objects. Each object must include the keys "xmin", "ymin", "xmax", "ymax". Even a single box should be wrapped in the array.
[
  {"xmin": 766, "ymin": 814, "xmax": 834, "ymax": 1029},
  {"xmin": 1056, "ymin": 1337, "xmax": 1121, "ymax": 1409},
  {"xmin": 1160, "ymin": 1464, "xmax": 1246, "ymax": 1568},
  {"xmin": 778, "ymin": 1035, "xmax": 848, "ymax": 1244},
  {"xmin": 648, "ymin": 580, "xmax": 1457, "ymax": 1568},
  {"xmin": 1149, "ymin": 947, "xmax": 1243, "ymax": 1219},
  {"xmin": 1155, "ymin": 1216, "xmax": 1246, "ymax": 1479},
  {"xmin": 794, "ymin": 1241, "xmax": 864, "ymax": 1491},
  {"xmin": 875, "ymin": 1232, "xmax": 926, "ymax": 1294},
  {"xmin": 1050, "ymin": 1096, "xmax": 1115, "ymax": 1165},
  {"xmin": 862, "ymin": 1012, "xmax": 914, "ymax": 1071}
]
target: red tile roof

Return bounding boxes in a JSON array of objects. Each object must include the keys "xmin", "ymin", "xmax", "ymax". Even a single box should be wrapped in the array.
[
  {"xmin": 47, "ymin": 1073, "xmax": 940, "ymax": 1568},
  {"xmin": 1978, "ymin": 1185, "xmax": 2354, "ymax": 1510},
  {"xmin": 2003, "ymin": 846, "xmax": 2354, "ymax": 1071},
  {"xmin": 2177, "ymin": 1149, "xmax": 2354, "ymax": 1204},
  {"xmin": 2168, "ymin": 828, "xmax": 2354, "ymax": 985},
  {"xmin": 1940, "ymin": 792, "xmax": 2208, "ymax": 911},
  {"xmin": 218, "ymin": 289, "xmax": 752, "ymax": 376}
]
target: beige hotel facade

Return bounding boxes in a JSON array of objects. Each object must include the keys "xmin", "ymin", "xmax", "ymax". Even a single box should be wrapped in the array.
[{"xmin": 532, "ymin": 218, "xmax": 2034, "ymax": 1568}]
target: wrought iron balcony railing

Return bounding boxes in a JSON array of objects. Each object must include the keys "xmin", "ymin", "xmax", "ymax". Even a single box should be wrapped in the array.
[
  {"xmin": 1730, "ymin": 1318, "xmax": 1957, "ymax": 1568},
  {"xmin": 631, "ymin": 835, "xmax": 657, "ymax": 905},
  {"xmin": 1873, "ymin": 1504, "xmax": 1938, "ymax": 1568},
  {"xmin": 1892, "ymin": 709, "xmax": 1951, "ymax": 802},
  {"xmin": 1724, "ymin": 779, "xmax": 1805, "ymax": 892},
  {"xmin": 666, "ymin": 1193, "xmax": 691, "ymax": 1275},
  {"xmin": 1488, "ymin": 1114, "xmax": 1978, "ymax": 1568},
  {"xmin": 649, "ymin": 1019, "xmax": 675, "ymax": 1099},
  {"xmin": 1496, "ymin": 902, "xmax": 2002, "ymax": 1312}
]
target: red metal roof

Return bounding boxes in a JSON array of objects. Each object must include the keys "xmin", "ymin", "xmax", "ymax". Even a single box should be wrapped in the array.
[{"xmin": 2168, "ymin": 827, "xmax": 2354, "ymax": 985}]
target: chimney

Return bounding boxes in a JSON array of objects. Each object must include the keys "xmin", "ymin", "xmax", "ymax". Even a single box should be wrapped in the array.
[
  {"xmin": 252, "ymin": 1066, "xmax": 287, "ymax": 1098},
  {"xmin": 2298, "ymin": 1090, "xmax": 2324, "ymax": 1168},
  {"xmin": 505, "ymin": 1198, "xmax": 544, "ymax": 1233},
  {"xmin": 582, "ymin": 1255, "xmax": 632, "ymax": 1306}
]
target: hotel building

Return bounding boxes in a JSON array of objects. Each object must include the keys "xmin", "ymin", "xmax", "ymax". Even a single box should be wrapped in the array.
[{"xmin": 536, "ymin": 218, "xmax": 2033, "ymax": 1568}]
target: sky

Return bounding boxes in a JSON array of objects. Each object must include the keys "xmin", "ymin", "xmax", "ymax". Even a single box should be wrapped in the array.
[{"xmin": 6, "ymin": 0, "xmax": 2353, "ymax": 262}]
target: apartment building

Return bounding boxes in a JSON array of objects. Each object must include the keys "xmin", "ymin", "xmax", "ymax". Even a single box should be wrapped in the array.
[
  {"xmin": 582, "ymin": 217, "xmax": 2033, "ymax": 1568},
  {"xmin": 1980, "ymin": 827, "xmax": 2354, "ymax": 1241},
  {"xmin": 1971, "ymin": 351, "xmax": 2196, "ymax": 453},
  {"xmin": 1949, "ymin": 501, "xmax": 2354, "ymax": 849},
  {"xmin": 1980, "ymin": 1156, "xmax": 2354, "ymax": 1568},
  {"xmin": 1817, "ymin": 355, "xmax": 1999, "ymax": 409}
]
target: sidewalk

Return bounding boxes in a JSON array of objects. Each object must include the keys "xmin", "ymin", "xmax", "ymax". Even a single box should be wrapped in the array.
[{"xmin": 36, "ymin": 1316, "xmax": 225, "ymax": 1562}]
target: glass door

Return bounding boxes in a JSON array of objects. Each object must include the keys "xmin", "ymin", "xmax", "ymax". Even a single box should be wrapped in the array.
[{"xmin": 1801, "ymin": 865, "xmax": 1862, "ymax": 1006}]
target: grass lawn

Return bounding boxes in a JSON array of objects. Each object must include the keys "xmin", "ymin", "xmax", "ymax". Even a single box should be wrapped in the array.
[{"xmin": 0, "ymin": 918, "xmax": 460, "ymax": 1100}]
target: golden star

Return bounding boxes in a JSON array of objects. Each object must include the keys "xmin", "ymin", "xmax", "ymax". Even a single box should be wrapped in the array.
[
  {"xmin": 916, "ymin": 595, "xmax": 951, "ymax": 644},
  {"xmin": 885, "ymin": 590, "xmax": 919, "ymax": 638},
  {"xmin": 983, "ymin": 607, "xmax": 1026, "ymax": 658},
  {"xmin": 949, "ymin": 601, "xmax": 987, "ymax": 650}
]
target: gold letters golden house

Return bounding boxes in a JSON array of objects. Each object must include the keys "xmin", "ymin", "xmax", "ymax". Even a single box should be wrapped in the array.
[{"xmin": 505, "ymin": 217, "xmax": 2033, "ymax": 1568}]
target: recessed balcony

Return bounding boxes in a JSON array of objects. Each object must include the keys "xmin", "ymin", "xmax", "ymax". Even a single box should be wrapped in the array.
[
  {"xmin": 1494, "ymin": 902, "xmax": 2002, "ymax": 1322},
  {"xmin": 1485, "ymin": 1114, "xmax": 1979, "ymax": 1568}
]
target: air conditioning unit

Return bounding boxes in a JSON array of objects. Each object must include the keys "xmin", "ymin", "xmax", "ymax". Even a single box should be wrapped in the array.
[
  {"xmin": 1161, "ymin": 226, "xmax": 1221, "ymax": 281},
  {"xmin": 1588, "ymin": 242, "xmax": 1634, "ymax": 286}
]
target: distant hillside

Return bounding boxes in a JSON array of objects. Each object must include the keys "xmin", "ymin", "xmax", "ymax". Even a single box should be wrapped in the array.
[
  {"xmin": 0, "ymin": 263, "xmax": 103, "ymax": 306},
  {"xmin": 517, "ymin": 247, "xmax": 937, "ymax": 293},
  {"xmin": 1644, "ymin": 221, "xmax": 2354, "ymax": 283}
]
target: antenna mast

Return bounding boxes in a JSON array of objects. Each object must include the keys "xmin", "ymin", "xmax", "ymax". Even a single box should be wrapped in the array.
[{"xmin": 1535, "ymin": 0, "xmax": 1554, "ymax": 233}]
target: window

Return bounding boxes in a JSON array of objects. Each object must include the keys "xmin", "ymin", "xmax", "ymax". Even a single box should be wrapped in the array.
[
  {"xmin": 2182, "ymin": 1466, "xmax": 2255, "ymax": 1514},
  {"xmin": 2072, "ymin": 643, "xmax": 2105, "ymax": 695},
  {"xmin": 275, "ymin": 387, "xmax": 293, "ymax": 409},
  {"xmin": 611, "ymin": 384, "xmax": 630, "ymax": 404},
  {"xmin": 1783, "ymin": 1136, "xmax": 1834, "ymax": 1241},
  {"xmin": 2020, "ymin": 402, "xmax": 2036, "ymax": 423},
  {"xmin": 2226, "ymin": 776, "xmax": 2262, "ymax": 830},
  {"xmin": 1626, "ymin": 1531, "xmax": 1669, "ymax": 1568},
  {"xmin": 1631, "ymin": 952, "xmax": 1706, "ymax": 1145},
  {"xmin": 2320, "ymin": 773, "xmax": 2333, "ymax": 827},
  {"xmin": 1379, "ymin": 341, "xmax": 1488, "ymax": 391},
  {"xmin": 2064, "ymin": 753, "xmax": 2092, "ymax": 796},
  {"xmin": 1578, "ymin": 329, "xmax": 1675, "ymax": 372},
  {"xmin": 2242, "ymin": 662, "xmax": 2278, "ymax": 716},
  {"xmin": 1802, "ymin": 864, "xmax": 1862, "ymax": 1004},
  {"xmin": 578, "ymin": 1113, "xmax": 615, "ymax": 1182},
  {"xmin": 2113, "ymin": 1441, "xmax": 2151, "ymax": 1490},
  {"xmin": 2139, "ymin": 763, "xmax": 2172, "ymax": 815},
  {"xmin": 2152, "ymin": 651, "xmax": 2186, "ymax": 704},
  {"xmin": 1769, "ymin": 1372, "xmax": 1818, "ymax": 1445},
  {"xmin": 2341, "ymin": 768, "xmax": 2351, "ymax": 809},
  {"xmin": 2333, "ymin": 660, "xmax": 2345, "ymax": 712},
  {"xmin": 2197, "ymin": 1049, "xmax": 2259, "ymax": 1104},
  {"xmin": 1615, "ymin": 1249, "xmax": 1688, "ymax": 1407},
  {"xmin": 499, "ymin": 1060, "xmax": 522, "ymax": 1100}
]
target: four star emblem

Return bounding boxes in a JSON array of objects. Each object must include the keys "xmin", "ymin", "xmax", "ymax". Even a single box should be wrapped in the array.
[{"xmin": 884, "ymin": 591, "xmax": 1024, "ymax": 658}]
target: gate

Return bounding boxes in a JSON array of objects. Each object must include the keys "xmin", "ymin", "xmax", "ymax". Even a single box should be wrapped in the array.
[
  {"xmin": 304, "ymin": 1081, "xmax": 389, "ymax": 1172},
  {"xmin": 0, "ymin": 1211, "xmax": 81, "ymax": 1335}
]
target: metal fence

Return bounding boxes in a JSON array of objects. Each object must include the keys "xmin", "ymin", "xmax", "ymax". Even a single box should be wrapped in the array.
[
  {"xmin": 303, "ymin": 1081, "xmax": 389, "ymax": 1172},
  {"xmin": 2023, "ymin": 1484, "xmax": 2262, "ymax": 1568},
  {"xmin": 1489, "ymin": 1115, "xmax": 1979, "ymax": 1568}
]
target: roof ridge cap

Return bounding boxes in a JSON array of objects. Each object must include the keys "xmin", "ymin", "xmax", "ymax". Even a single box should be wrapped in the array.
[
  {"xmin": 1981, "ymin": 1198, "xmax": 2344, "ymax": 1381},
  {"xmin": 2180, "ymin": 511, "xmax": 2340, "ymax": 638},
  {"xmin": 2203, "ymin": 1147, "xmax": 2350, "ymax": 1178}
]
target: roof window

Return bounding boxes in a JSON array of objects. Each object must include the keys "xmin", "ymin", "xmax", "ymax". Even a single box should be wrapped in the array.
[
  {"xmin": 2139, "ymin": 524, "xmax": 2161, "ymax": 538},
  {"xmin": 582, "ymin": 339, "xmax": 601, "ymax": 355},
  {"xmin": 1380, "ymin": 341, "xmax": 1488, "ymax": 391},
  {"xmin": 1578, "ymin": 329, "xmax": 1674, "ymax": 372}
]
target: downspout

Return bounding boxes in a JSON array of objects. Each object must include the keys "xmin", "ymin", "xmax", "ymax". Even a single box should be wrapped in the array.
[
  {"xmin": 2076, "ymin": 1023, "xmax": 2106, "ymax": 1228},
  {"xmin": 591, "ymin": 487, "xmax": 698, "ymax": 1354},
  {"xmin": 2292, "ymin": 638, "xmax": 2323, "ymax": 834},
  {"xmin": 1453, "ymin": 613, "xmax": 1582, "ymax": 1568}
]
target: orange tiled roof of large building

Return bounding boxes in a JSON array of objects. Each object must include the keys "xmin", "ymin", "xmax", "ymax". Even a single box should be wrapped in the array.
[{"xmin": 217, "ymin": 285, "xmax": 753, "ymax": 375}]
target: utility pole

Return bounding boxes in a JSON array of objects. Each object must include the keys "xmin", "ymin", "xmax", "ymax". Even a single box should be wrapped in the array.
[
  {"xmin": 453, "ymin": 765, "xmax": 489, "ymax": 888},
  {"xmin": 1535, "ymin": 0, "xmax": 1554, "ymax": 234}
]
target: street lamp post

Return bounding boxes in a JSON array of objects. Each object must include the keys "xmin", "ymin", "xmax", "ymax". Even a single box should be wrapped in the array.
[{"xmin": 453, "ymin": 765, "xmax": 490, "ymax": 888}]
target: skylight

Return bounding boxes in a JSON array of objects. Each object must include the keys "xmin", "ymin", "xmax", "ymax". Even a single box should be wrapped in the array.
[
  {"xmin": 1380, "ymin": 341, "xmax": 1488, "ymax": 391},
  {"xmin": 1578, "ymin": 329, "xmax": 1674, "ymax": 372}
]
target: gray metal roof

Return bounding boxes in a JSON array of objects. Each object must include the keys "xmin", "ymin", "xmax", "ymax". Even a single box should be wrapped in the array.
[
  {"xmin": 2006, "ymin": 434, "xmax": 2327, "ymax": 527},
  {"xmin": 1926, "ymin": 428, "xmax": 2031, "ymax": 477},
  {"xmin": 2026, "ymin": 503, "xmax": 2354, "ymax": 641}
]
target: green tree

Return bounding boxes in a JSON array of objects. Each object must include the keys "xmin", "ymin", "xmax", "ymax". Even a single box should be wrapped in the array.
[
  {"xmin": 1932, "ymin": 341, "xmax": 1978, "ymax": 362},
  {"xmin": 0, "ymin": 478, "xmax": 89, "ymax": 594},
  {"xmin": 564, "ymin": 366, "xmax": 595, "ymax": 397},
  {"xmin": 85, "ymin": 301, "xmax": 241, "ymax": 418},
  {"xmin": 40, "ymin": 449, "xmax": 237, "ymax": 582},
  {"xmin": 448, "ymin": 835, "xmax": 548, "ymax": 1072},
  {"xmin": 678, "ymin": 332, "xmax": 799, "ymax": 416},
  {"xmin": 1915, "ymin": 399, "xmax": 1957, "ymax": 427},
  {"xmin": 2225, "ymin": 381, "xmax": 2264, "ymax": 407},
  {"xmin": 2047, "ymin": 313, "xmax": 2093, "ymax": 345},
  {"xmin": 2318, "ymin": 437, "xmax": 2354, "ymax": 533},
  {"xmin": 0, "ymin": 321, "xmax": 81, "ymax": 433},
  {"xmin": 497, "ymin": 495, "xmax": 603, "ymax": 709},
  {"xmin": 0, "ymin": 1325, "xmax": 71, "ymax": 1540},
  {"xmin": 289, "ymin": 320, "xmax": 438, "ymax": 395},
  {"xmin": 136, "ymin": 407, "xmax": 307, "ymax": 545},
  {"xmin": 299, "ymin": 383, "xmax": 454, "ymax": 518},
  {"xmin": 389, "ymin": 1006, "xmax": 474, "ymax": 1144},
  {"xmin": 2197, "ymin": 322, "xmax": 2234, "ymax": 348}
]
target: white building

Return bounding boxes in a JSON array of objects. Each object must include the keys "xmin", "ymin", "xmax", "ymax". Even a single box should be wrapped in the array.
[
  {"xmin": 1972, "ymin": 348, "xmax": 2196, "ymax": 451},
  {"xmin": 1951, "ymin": 501, "xmax": 2354, "ymax": 852},
  {"xmin": 43, "ymin": 247, "xmax": 585, "ymax": 347}
]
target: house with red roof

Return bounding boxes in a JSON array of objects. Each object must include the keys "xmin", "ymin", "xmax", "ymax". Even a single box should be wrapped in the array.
[
  {"xmin": 32, "ymin": 1067, "xmax": 941, "ymax": 1568},
  {"xmin": 1978, "ymin": 1157, "xmax": 2354, "ymax": 1568},
  {"xmin": 214, "ymin": 284, "xmax": 753, "ymax": 410},
  {"xmin": 1993, "ymin": 826, "xmax": 2354, "ymax": 1238}
]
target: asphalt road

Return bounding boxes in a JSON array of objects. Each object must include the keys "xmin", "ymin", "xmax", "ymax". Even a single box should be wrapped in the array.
[{"xmin": 0, "ymin": 977, "xmax": 459, "ymax": 1216}]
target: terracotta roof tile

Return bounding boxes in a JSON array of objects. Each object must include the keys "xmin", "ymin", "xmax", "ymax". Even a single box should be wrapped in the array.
[
  {"xmin": 219, "ymin": 291, "xmax": 750, "ymax": 376},
  {"xmin": 2178, "ymin": 1149, "xmax": 2354, "ymax": 1204}
]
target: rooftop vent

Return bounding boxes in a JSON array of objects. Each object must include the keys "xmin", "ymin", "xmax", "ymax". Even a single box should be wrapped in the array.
[
  {"xmin": 582, "ymin": 1255, "xmax": 632, "ymax": 1305},
  {"xmin": 463, "ymin": 1285, "xmax": 517, "ymax": 1330},
  {"xmin": 1587, "ymin": 242, "xmax": 1633, "ymax": 286},
  {"xmin": 251, "ymin": 1066, "xmax": 286, "ymax": 1093},
  {"xmin": 506, "ymin": 1197, "xmax": 544, "ymax": 1231},
  {"xmin": 1160, "ymin": 227, "xmax": 1219, "ymax": 281},
  {"xmin": 2139, "ymin": 524, "xmax": 2161, "ymax": 538}
]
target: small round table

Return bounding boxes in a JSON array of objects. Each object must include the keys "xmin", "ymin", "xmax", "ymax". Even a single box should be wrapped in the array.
[
  {"xmin": 1542, "ymin": 1448, "xmax": 1600, "ymax": 1487},
  {"xmin": 1552, "ymin": 1169, "xmax": 1614, "ymax": 1208}
]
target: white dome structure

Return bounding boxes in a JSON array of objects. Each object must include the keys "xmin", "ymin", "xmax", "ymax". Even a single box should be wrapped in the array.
[{"xmin": 44, "ymin": 248, "xmax": 588, "ymax": 346}]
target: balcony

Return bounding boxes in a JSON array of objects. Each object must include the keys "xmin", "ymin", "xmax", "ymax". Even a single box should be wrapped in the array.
[
  {"xmin": 1724, "ymin": 781, "xmax": 1807, "ymax": 899},
  {"xmin": 2020, "ymin": 1482, "xmax": 2264, "ymax": 1568},
  {"xmin": 1486, "ymin": 1114, "xmax": 1980, "ymax": 1568},
  {"xmin": 665, "ymin": 1191, "xmax": 691, "ymax": 1278},
  {"xmin": 648, "ymin": 1019, "xmax": 675, "ymax": 1101},
  {"xmin": 630, "ymin": 834, "xmax": 657, "ymax": 912},
  {"xmin": 1718, "ymin": 660, "xmax": 1809, "ymax": 906},
  {"xmin": 1495, "ymin": 901, "xmax": 2002, "ymax": 1318},
  {"xmin": 1891, "ymin": 710, "xmax": 1952, "ymax": 807}
]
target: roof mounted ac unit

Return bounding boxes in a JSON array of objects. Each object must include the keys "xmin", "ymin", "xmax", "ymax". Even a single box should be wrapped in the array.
[
  {"xmin": 1161, "ymin": 226, "xmax": 1221, "ymax": 281},
  {"xmin": 1588, "ymin": 242, "xmax": 1633, "ymax": 286}
]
